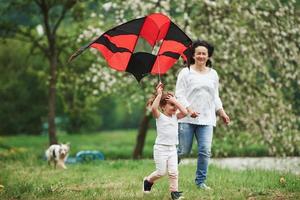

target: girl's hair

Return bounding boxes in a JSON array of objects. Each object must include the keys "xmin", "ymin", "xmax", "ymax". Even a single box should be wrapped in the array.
[
  {"xmin": 147, "ymin": 91, "xmax": 174, "ymax": 108},
  {"xmin": 189, "ymin": 40, "xmax": 214, "ymax": 67}
]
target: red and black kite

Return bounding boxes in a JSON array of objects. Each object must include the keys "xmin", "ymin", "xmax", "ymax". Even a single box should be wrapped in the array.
[{"xmin": 69, "ymin": 13, "xmax": 192, "ymax": 82}]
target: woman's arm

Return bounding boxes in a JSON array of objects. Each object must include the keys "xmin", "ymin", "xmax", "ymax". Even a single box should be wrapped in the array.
[
  {"xmin": 175, "ymin": 69, "xmax": 200, "ymax": 118},
  {"xmin": 217, "ymin": 108, "xmax": 230, "ymax": 125},
  {"xmin": 175, "ymin": 69, "xmax": 199, "ymax": 118},
  {"xmin": 214, "ymin": 72, "xmax": 223, "ymax": 112},
  {"xmin": 214, "ymin": 71, "xmax": 230, "ymax": 125},
  {"xmin": 175, "ymin": 68, "xmax": 190, "ymax": 109}
]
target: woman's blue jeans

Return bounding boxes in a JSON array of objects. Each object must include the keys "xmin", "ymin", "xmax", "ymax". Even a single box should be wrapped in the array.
[{"xmin": 178, "ymin": 123, "xmax": 213, "ymax": 186}]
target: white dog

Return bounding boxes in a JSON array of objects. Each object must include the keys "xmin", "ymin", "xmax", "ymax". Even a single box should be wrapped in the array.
[{"xmin": 45, "ymin": 143, "xmax": 70, "ymax": 169}]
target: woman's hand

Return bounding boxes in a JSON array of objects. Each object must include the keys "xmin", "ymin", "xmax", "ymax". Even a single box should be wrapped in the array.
[
  {"xmin": 218, "ymin": 109, "xmax": 230, "ymax": 125},
  {"xmin": 187, "ymin": 107, "xmax": 199, "ymax": 118}
]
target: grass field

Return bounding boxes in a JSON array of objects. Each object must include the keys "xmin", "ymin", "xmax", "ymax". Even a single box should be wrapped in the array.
[
  {"xmin": 0, "ymin": 129, "xmax": 269, "ymax": 160},
  {"xmin": 1, "ymin": 159, "xmax": 299, "ymax": 200},
  {"xmin": 0, "ymin": 130, "xmax": 299, "ymax": 199}
]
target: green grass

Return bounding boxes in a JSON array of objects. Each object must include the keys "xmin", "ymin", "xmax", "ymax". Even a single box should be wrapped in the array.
[
  {"xmin": 0, "ymin": 159, "xmax": 299, "ymax": 200},
  {"xmin": 0, "ymin": 129, "xmax": 269, "ymax": 160},
  {"xmin": 0, "ymin": 131, "xmax": 299, "ymax": 199}
]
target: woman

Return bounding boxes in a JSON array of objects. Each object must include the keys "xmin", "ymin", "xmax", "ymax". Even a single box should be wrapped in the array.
[{"xmin": 175, "ymin": 40, "xmax": 230, "ymax": 190}]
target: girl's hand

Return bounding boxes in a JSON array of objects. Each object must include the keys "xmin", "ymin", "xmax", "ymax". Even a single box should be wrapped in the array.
[
  {"xmin": 166, "ymin": 94, "xmax": 176, "ymax": 103},
  {"xmin": 156, "ymin": 82, "xmax": 163, "ymax": 95}
]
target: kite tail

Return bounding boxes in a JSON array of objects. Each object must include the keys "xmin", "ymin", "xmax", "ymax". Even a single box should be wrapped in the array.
[
  {"xmin": 68, "ymin": 38, "xmax": 98, "ymax": 63},
  {"xmin": 68, "ymin": 44, "xmax": 90, "ymax": 63}
]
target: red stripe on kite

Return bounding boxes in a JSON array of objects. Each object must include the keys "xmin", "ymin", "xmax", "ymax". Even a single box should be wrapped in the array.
[
  {"xmin": 104, "ymin": 34, "xmax": 138, "ymax": 52},
  {"xmin": 151, "ymin": 55, "xmax": 177, "ymax": 74},
  {"xmin": 91, "ymin": 43, "xmax": 131, "ymax": 71},
  {"xmin": 158, "ymin": 40, "xmax": 188, "ymax": 55}
]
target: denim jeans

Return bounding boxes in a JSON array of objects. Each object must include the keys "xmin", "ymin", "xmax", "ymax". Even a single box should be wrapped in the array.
[{"xmin": 178, "ymin": 123, "xmax": 213, "ymax": 186}]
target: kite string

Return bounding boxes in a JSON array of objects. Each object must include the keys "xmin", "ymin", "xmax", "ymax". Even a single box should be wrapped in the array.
[
  {"xmin": 158, "ymin": 52, "xmax": 161, "ymax": 83},
  {"xmin": 157, "ymin": 40, "xmax": 161, "ymax": 84}
]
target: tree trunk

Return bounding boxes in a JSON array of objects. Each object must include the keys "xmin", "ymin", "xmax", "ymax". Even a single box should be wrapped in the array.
[
  {"xmin": 133, "ymin": 109, "xmax": 152, "ymax": 159},
  {"xmin": 48, "ymin": 53, "xmax": 58, "ymax": 145}
]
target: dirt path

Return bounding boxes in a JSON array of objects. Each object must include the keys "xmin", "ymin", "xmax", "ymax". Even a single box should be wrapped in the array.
[{"xmin": 181, "ymin": 157, "xmax": 300, "ymax": 175}]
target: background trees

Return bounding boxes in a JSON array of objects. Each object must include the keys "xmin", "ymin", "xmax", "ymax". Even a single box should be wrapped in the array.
[
  {"xmin": 0, "ymin": 0, "xmax": 299, "ymax": 157},
  {"xmin": 0, "ymin": 0, "xmax": 100, "ymax": 143},
  {"xmin": 80, "ymin": 0, "xmax": 300, "ymax": 157}
]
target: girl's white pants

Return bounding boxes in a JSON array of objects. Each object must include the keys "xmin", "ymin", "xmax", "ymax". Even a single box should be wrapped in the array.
[{"xmin": 146, "ymin": 144, "xmax": 178, "ymax": 191}]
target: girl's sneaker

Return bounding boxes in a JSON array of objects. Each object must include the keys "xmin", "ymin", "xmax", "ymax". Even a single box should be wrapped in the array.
[
  {"xmin": 143, "ymin": 178, "xmax": 153, "ymax": 193},
  {"xmin": 171, "ymin": 191, "xmax": 184, "ymax": 200}
]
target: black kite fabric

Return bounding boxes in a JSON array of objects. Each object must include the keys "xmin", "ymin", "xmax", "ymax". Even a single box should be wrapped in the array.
[{"xmin": 69, "ymin": 13, "xmax": 192, "ymax": 82}]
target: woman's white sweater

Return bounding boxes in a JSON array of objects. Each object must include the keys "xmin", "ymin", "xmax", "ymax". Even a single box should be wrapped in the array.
[{"xmin": 175, "ymin": 67, "xmax": 223, "ymax": 126}]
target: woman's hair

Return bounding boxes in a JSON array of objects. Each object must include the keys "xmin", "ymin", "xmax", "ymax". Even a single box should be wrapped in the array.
[
  {"xmin": 147, "ymin": 91, "xmax": 174, "ymax": 108},
  {"xmin": 189, "ymin": 40, "xmax": 214, "ymax": 67}
]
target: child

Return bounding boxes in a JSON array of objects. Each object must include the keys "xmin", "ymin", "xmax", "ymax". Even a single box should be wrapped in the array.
[{"xmin": 143, "ymin": 82, "xmax": 188, "ymax": 200}]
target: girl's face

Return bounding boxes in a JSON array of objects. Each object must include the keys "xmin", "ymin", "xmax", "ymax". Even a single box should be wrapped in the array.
[
  {"xmin": 193, "ymin": 46, "xmax": 209, "ymax": 65},
  {"xmin": 162, "ymin": 102, "xmax": 177, "ymax": 116}
]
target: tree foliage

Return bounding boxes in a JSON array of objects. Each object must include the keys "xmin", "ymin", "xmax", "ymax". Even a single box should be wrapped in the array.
[
  {"xmin": 0, "ymin": 41, "xmax": 47, "ymax": 135},
  {"xmin": 79, "ymin": 0, "xmax": 299, "ymax": 156},
  {"xmin": 0, "ymin": 0, "xmax": 100, "ymax": 142},
  {"xmin": 0, "ymin": 0, "xmax": 298, "ymax": 156}
]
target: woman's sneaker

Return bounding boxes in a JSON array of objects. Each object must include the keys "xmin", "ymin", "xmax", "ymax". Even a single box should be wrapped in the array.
[
  {"xmin": 171, "ymin": 191, "xmax": 184, "ymax": 200},
  {"xmin": 143, "ymin": 178, "xmax": 153, "ymax": 193},
  {"xmin": 197, "ymin": 183, "xmax": 212, "ymax": 190}
]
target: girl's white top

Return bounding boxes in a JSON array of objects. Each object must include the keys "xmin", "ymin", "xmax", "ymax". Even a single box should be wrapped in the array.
[
  {"xmin": 175, "ymin": 67, "xmax": 223, "ymax": 126},
  {"xmin": 155, "ymin": 112, "xmax": 178, "ymax": 145}
]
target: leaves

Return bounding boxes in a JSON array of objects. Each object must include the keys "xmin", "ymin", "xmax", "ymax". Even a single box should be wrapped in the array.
[{"xmin": 81, "ymin": 0, "xmax": 299, "ymax": 156}]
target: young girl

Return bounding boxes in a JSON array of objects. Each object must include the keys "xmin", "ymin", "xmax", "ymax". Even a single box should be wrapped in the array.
[{"xmin": 143, "ymin": 82, "xmax": 188, "ymax": 200}]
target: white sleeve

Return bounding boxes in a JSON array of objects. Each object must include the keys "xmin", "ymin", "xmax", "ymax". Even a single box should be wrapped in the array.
[
  {"xmin": 214, "ymin": 71, "xmax": 223, "ymax": 112},
  {"xmin": 175, "ymin": 69, "xmax": 190, "ymax": 108}
]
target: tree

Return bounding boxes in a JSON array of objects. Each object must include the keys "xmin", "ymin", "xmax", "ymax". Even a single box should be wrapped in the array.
[
  {"xmin": 0, "ymin": 41, "xmax": 47, "ymax": 135},
  {"xmin": 189, "ymin": 0, "xmax": 300, "ymax": 155},
  {"xmin": 0, "ymin": 0, "xmax": 94, "ymax": 144},
  {"xmin": 79, "ymin": 0, "xmax": 299, "ymax": 157}
]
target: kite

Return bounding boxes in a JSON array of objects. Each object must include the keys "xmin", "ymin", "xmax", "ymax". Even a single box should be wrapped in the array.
[{"xmin": 69, "ymin": 13, "xmax": 192, "ymax": 82}]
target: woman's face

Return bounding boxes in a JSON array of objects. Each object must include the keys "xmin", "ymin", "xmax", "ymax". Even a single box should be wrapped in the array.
[{"xmin": 193, "ymin": 46, "xmax": 209, "ymax": 65}]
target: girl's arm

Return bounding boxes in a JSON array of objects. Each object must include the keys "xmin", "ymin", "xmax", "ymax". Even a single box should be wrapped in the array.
[
  {"xmin": 151, "ymin": 83, "xmax": 163, "ymax": 119},
  {"xmin": 167, "ymin": 95, "xmax": 188, "ymax": 119}
]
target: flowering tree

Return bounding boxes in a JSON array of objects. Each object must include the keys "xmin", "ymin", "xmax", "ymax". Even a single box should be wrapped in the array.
[
  {"xmin": 188, "ymin": 0, "xmax": 300, "ymax": 156},
  {"xmin": 77, "ymin": 0, "xmax": 299, "ymax": 157}
]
